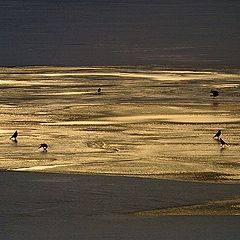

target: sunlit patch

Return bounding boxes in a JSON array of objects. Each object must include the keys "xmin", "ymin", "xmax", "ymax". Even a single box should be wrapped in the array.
[
  {"xmin": 50, "ymin": 91, "xmax": 90, "ymax": 96},
  {"xmin": 36, "ymin": 70, "xmax": 238, "ymax": 82},
  {"xmin": 41, "ymin": 114, "xmax": 240, "ymax": 126},
  {"xmin": 0, "ymin": 129, "xmax": 15, "ymax": 134},
  {"xmin": 40, "ymin": 121, "xmax": 115, "ymax": 126},
  {"xmin": 211, "ymin": 84, "xmax": 240, "ymax": 88},
  {"xmin": 102, "ymin": 114, "xmax": 240, "ymax": 124},
  {"xmin": 0, "ymin": 79, "xmax": 56, "ymax": 86},
  {"xmin": 11, "ymin": 164, "xmax": 71, "ymax": 171}
]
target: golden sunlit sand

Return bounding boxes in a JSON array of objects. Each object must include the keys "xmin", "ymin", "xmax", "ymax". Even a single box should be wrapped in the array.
[{"xmin": 0, "ymin": 66, "xmax": 240, "ymax": 183}]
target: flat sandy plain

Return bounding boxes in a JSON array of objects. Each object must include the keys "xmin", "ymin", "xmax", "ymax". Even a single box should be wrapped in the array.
[{"xmin": 1, "ymin": 66, "xmax": 240, "ymax": 183}]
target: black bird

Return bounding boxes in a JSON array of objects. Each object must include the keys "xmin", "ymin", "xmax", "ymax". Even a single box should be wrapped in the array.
[
  {"xmin": 219, "ymin": 138, "xmax": 228, "ymax": 148},
  {"xmin": 97, "ymin": 88, "xmax": 101, "ymax": 94},
  {"xmin": 210, "ymin": 90, "xmax": 219, "ymax": 97},
  {"xmin": 10, "ymin": 130, "xmax": 18, "ymax": 141},
  {"xmin": 39, "ymin": 143, "xmax": 48, "ymax": 152},
  {"xmin": 213, "ymin": 130, "xmax": 221, "ymax": 139}
]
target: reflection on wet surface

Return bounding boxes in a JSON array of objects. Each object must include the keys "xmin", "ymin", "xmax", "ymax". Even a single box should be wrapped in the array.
[{"xmin": 0, "ymin": 66, "xmax": 240, "ymax": 183}]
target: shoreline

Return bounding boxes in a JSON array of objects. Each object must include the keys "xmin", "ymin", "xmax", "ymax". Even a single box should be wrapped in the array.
[
  {"xmin": 1, "ymin": 64, "xmax": 240, "ymax": 72},
  {"xmin": 5, "ymin": 168, "xmax": 240, "ymax": 185}
]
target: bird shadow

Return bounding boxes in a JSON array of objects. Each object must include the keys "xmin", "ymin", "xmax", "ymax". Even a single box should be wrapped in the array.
[
  {"xmin": 10, "ymin": 139, "xmax": 18, "ymax": 145},
  {"xmin": 211, "ymin": 99, "xmax": 220, "ymax": 107},
  {"xmin": 219, "ymin": 147, "xmax": 228, "ymax": 154},
  {"xmin": 39, "ymin": 150, "xmax": 48, "ymax": 154}
]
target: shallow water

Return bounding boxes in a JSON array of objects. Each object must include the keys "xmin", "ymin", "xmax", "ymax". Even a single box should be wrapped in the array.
[{"xmin": 0, "ymin": 66, "xmax": 240, "ymax": 183}]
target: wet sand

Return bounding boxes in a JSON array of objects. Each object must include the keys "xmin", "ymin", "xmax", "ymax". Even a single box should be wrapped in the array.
[
  {"xmin": 1, "ymin": 171, "xmax": 240, "ymax": 240},
  {"xmin": 0, "ymin": 66, "xmax": 240, "ymax": 183}
]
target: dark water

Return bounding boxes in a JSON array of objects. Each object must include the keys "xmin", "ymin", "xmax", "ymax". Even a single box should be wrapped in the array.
[
  {"xmin": 0, "ymin": 0, "xmax": 239, "ymax": 67},
  {"xmin": 0, "ymin": 66, "xmax": 239, "ymax": 183}
]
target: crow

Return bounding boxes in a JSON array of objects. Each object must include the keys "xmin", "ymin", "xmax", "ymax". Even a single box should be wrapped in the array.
[
  {"xmin": 219, "ymin": 138, "xmax": 228, "ymax": 148},
  {"xmin": 210, "ymin": 90, "xmax": 219, "ymax": 97},
  {"xmin": 10, "ymin": 130, "xmax": 18, "ymax": 141},
  {"xmin": 39, "ymin": 143, "xmax": 48, "ymax": 152},
  {"xmin": 213, "ymin": 130, "xmax": 221, "ymax": 139}
]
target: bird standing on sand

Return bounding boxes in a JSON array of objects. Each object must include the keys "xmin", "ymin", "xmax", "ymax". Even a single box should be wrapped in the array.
[
  {"xmin": 39, "ymin": 143, "xmax": 48, "ymax": 152},
  {"xmin": 210, "ymin": 90, "xmax": 219, "ymax": 97},
  {"xmin": 219, "ymin": 138, "xmax": 228, "ymax": 148},
  {"xmin": 97, "ymin": 87, "xmax": 101, "ymax": 94},
  {"xmin": 10, "ymin": 130, "xmax": 18, "ymax": 141},
  {"xmin": 213, "ymin": 130, "xmax": 221, "ymax": 139}
]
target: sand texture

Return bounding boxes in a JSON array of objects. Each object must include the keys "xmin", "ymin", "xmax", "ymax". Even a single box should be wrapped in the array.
[{"xmin": 0, "ymin": 66, "xmax": 240, "ymax": 184}]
